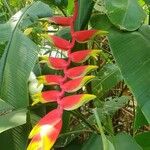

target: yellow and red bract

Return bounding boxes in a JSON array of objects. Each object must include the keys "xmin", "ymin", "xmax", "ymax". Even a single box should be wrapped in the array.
[
  {"xmin": 49, "ymin": 16, "xmax": 72, "ymax": 26},
  {"xmin": 73, "ymin": 30, "xmax": 107, "ymax": 43},
  {"xmin": 70, "ymin": 50, "xmax": 100, "ymax": 63},
  {"xmin": 61, "ymin": 76, "xmax": 95, "ymax": 93},
  {"xmin": 49, "ymin": 35, "xmax": 71, "ymax": 50},
  {"xmin": 27, "ymin": 109, "xmax": 62, "ymax": 150},
  {"xmin": 32, "ymin": 90, "xmax": 60, "ymax": 105},
  {"xmin": 37, "ymin": 75, "xmax": 63, "ymax": 85},
  {"xmin": 59, "ymin": 94, "xmax": 96, "ymax": 110},
  {"xmin": 65, "ymin": 65, "xmax": 98, "ymax": 79},
  {"xmin": 40, "ymin": 56, "xmax": 68, "ymax": 70}
]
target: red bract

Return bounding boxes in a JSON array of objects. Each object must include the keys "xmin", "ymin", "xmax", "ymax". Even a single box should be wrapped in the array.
[
  {"xmin": 73, "ymin": 30, "xmax": 107, "ymax": 43},
  {"xmin": 27, "ymin": 109, "xmax": 62, "ymax": 150},
  {"xmin": 49, "ymin": 16, "xmax": 72, "ymax": 26},
  {"xmin": 49, "ymin": 35, "xmax": 71, "ymax": 50},
  {"xmin": 70, "ymin": 50, "xmax": 100, "ymax": 63},
  {"xmin": 32, "ymin": 90, "xmax": 60, "ymax": 105},
  {"xmin": 40, "ymin": 56, "xmax": 68, "ymax": 70},
  {"xmin": 65, "ymin": 65, "xmax": 98, "ymax": 79},
  {"xmin": 37, "ymin": 75, "xmax": 63, "ymax": 85},
  {"xmin": 61, "ymin": 76, "xmax": 95, "ymax": 93},
  {"xmin": 59, "ymin": 94, "xmax": 96, "ymax": 110}
]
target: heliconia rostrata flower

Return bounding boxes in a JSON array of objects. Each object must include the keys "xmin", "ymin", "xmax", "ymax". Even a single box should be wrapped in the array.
[{"xmin": 27, "ymin": 0, "xmax": 107, "ymax": 149}]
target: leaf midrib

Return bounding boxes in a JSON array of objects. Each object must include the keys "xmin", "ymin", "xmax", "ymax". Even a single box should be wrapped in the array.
[{"xmin": 0, "ymin": 2, "xmax": 36, "ymax": 89}]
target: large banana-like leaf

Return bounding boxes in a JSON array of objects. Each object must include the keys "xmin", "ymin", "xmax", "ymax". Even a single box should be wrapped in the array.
[
  {"xmin": 0, "ymin": 1, "xmax": 52, "ymax": 43},
  {"xmin": 0, "ymin": 108, "xmax": 27, "ymax": 133},
  {"xmin": 108, "ymin": 25, "xmax": 150, "ymax": 123},
  {"xmin": 104, "ymin": 0, "xmax": 146, "ymax": 31},
  {"xmin": 0, "ymin": 1, "xmax": 53, "ymax": 149},
  {"xmin": 0, "ymin": 24, "xmax": 11, "ymax": 43},
  {"xmin": 75, "ymin": 0, "xmax": 94, "ymax": 30},
  {"xmin": 0, "ymin": 31, "xmax": 38, "ymax": 108},
  {"xmin": 0, "ymin": 1, "xmax": 52, "ymax": 108}
]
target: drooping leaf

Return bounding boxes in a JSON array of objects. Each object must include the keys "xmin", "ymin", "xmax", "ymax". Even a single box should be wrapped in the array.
[
  {"xmin": 112, "ymin": 133, "xmax": 142, "ymax": 150},
  {"xmin": 0, "ymin": 1, "xmax": 53, "ymax": 108},
  {"xmin": 0, "ymin": 98, "xmax": 14, "ymax": 114},
  {"xmin": 135, "ymin": 132, "xmax": 150, "ymax": 150},
  {"xmin": 104, "ymin": 0, "xmax": 146, "ymax": 31},
  {"xmin": 134, "ymin": 106, "xmax": 148, "ymax": 131},
  {"xmin": 82, "ymin": 134, "xmax": 103, "ymax": 150},
  {"xmin": 75, "ymin": 0, "xmax": 94, "ymax": 30},
  {"xmin": 0, "ymin": 31, "xmax": 38, "ymax": 108},
  {"xmin": 0, "ymin": 23, "xmax": 11, "ymax": 43},
  {"xmin": 0, "ymin": 109, "xmax": 27, "ymax": 133},
  {"xmin": 108, "ymin": 25, "xmax": 150, "ymax": 123},
  {"xmin": 92, "ymin": 63, "xmax": 122, "ymax": 98},
  {"xmin": 0, "ymin": 2, "xmax": 53, "ymax": 149},
  {"xmin": 102, "ymin": 96, "xmax": 129, "ymax": 114},
  {"xmin": 90, "ymin": 14, "xmax": 113, "ymax": 31}
]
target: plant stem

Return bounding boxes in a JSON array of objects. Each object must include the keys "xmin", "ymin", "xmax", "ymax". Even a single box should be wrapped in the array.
[{"xmin": 93, "ymin": 108, "xmax": 103, "ymax": 133}]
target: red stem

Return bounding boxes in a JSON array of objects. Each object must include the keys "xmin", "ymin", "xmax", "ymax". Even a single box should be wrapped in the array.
[{"xmin": 57, "ymin": 0, "xmax": 79, "ymax": 108}]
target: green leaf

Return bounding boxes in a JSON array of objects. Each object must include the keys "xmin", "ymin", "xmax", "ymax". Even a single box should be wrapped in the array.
[
  {"xmin": 134, "ymin": 106, "xmax": 148, "ymax": 131},
  {"xmin": 104, "ymin": 0, "xmax": 146, "ymax": 31},
  {"xmin": 56, "ymin": 27, "xmax": 71, "ymax": 40},
  {"xmin": 0, "ymin": 1, "xmax": 53, "ymax": 43},
  {"xmin": 0, "ymin": 1, "xmax": 51, "ymax": 108},
  {"xmin": 0, "ymin": 130, "xmax": 15, "ymax": 150},
  {"xmin": 0, "ymin": 98, "xmax": 14, "ymax": 114},
  {"xmin": 75, "ymin": 0, "xmax": 94, "ymax": 30},
  {"xmin": 0, "ymin": 109, "xmax": 27, "ymax": 133},
  {"xmin": 0, "ymin": 123, "xmax": 30, "ymax": 150},
  {"xmin": 0, "ymin": 23, "xmax": 11, "ymax": 43},
  {"xmin": 11, "ymin": 124, "xmax": 29, "ymax": 150},
  {"xmin": 0, "ymin": 31, "xmax": 38, "ymax": 108},
  {"xmin": 135, "ymin": 132, "xmax": 150, "ymax": 150},
  {"xmin": 103, "ymin": 96, "xmax": 129, "ymax": 114},
  {"xmin": 93, "ymin": 108, "xmax": 115, "ymax": 150},
  {"xmin": 112, "ymin": 133, "xmax": 142, "ymax": 150},
  {"xmin": 90, "ymin": 14, "xmax": 113, "ymax": 31},
  {"xmin": 18, "ymin": 1, "xmax": 53, "ymax": 28},
  {"xmin": 143, "ymin": 0, "xmax": 150, "ymax": 5},
  {"xmin": 82, "ymin": 134, "xmax": 103, "ymax": 150},
  {"xmin": 108, "ymin": 25, "xmax": 150, "ymax": 123},
  {"xmin": 67, "ymin": 0, "xmax": 74, "ymax": 15},
  {"xmin": 92, "ymin": 64, "xmax": 122, "ymax": 98}
]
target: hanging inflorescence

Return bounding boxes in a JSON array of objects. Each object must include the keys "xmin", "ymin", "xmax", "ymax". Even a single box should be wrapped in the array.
[{"xmin": 27, "ymin": 0, "xmax": 107, "ymax": 150}]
